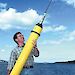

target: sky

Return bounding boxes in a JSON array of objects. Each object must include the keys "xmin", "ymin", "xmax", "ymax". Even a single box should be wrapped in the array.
[{"xmin": 0, "ymin": 0, "xmax": 75, "ymax": 63}]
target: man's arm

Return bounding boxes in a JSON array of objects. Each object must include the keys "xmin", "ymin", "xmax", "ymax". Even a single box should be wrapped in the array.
[
  {"xmin": 33, "ymin": 47, "xmax": 39, "ymax": 57},
  {"xmin": 7, "ymin": 70, "xmax": 11, "ymax": 75},
  {"xmin": 32, "ymin": 41, "xmax": 39, "ymax": 57},
  {"xmin": 7, "ymin": 50, "xmax": 17, "ymax": 75},
  {"xmin": 32, "ymin": 40, "xmax": 39, "ymax": 57}
]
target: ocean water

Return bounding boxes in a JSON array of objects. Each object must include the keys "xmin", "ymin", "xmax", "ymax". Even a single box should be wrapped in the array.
[
  {"xmin": 0, "ymin": 60, "xmax": 8, "ymax": 75},
  {"xmin": 0, "ymin": 60, "xmax": 75, "ymax": 75}
]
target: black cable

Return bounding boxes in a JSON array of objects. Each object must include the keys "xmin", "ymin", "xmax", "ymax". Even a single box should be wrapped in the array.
[{"xmin": 40, "ymin": 0, "xmax": 53, "ymax": 24}]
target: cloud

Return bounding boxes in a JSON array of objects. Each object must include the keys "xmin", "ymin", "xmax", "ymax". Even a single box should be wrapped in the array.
[
  {"xmin": 0, "ymin": 49, "xmax": 5, "ymax": 52},
  {"xmin": 69, "ymin": 30, "xmax": 75, "ymax": 36},
  {"xmin": 67, "ymin": 30, "xmax": 75, "ymax": 41},
  {"xmin": 41, "ymin": 30, "xmax": 75, "ymax": 45},
  {"xmin": 0, "ymin": 7, "xmax": 43, "ymax": 30},
  {"xmin": 41, "ymin": 40, "xmax": 61, "ymax": 45},
  {"xmin": 62, "ymin": 0, "xmax": 75, "ymax": 8},
  {"xmin": 0, "ymin": 3, "xmax": 7, "ymax": 8},
  {"xmin": 0, "ymin": 45, "xmax": 14, "ymax": 61},
  {"xmin": 0, "ymin": 3, "xmax": 7, "ymax": 12},
  {"xmin": 43, "ymin": 25, "xmax": 66, "ymax": 33}
]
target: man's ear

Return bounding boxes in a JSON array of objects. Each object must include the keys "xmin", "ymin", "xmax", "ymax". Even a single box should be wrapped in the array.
[{"xmin": 15, "ymin": 39, "xmax": 18, "ymax": 42}]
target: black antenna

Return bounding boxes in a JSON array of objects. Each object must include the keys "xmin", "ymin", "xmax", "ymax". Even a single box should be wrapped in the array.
[{"xmin": 39, "ymin": 0, "xmax": 52, "ymax": 24}]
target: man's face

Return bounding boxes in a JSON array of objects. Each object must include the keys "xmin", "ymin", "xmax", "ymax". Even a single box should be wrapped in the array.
[{"xmin": 16, "ymin": 33, "xmax": 24, "ymax": 44}]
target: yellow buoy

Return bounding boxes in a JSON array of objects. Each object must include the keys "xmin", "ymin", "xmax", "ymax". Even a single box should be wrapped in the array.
[{"xmin": 10, "ymin": 23, "xmax": 42, "ymax": 75}]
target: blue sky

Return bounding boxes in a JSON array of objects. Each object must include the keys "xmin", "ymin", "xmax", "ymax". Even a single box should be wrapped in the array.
[{"xmin": 0, "ymin": 0, "xmax": 75, "ymax": 63}]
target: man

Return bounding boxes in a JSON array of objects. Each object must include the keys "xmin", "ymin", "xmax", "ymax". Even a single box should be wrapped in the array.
[{"xmin": 7, "ymin": 32, "xmax": 39, "ymax": 75}]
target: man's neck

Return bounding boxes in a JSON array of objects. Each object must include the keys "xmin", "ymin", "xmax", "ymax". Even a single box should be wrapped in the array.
[{"xmin": 18, "ymin": 43, "xmax": 25, "ymax": 47}]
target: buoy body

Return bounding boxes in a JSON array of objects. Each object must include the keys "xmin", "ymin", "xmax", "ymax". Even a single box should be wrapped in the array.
[{"xmin": 10, "ymin": 23, "xmax": 42, "ymax": 75}]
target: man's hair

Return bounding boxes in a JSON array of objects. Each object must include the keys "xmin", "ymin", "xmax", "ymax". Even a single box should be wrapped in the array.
[{"xmin": 13, "ymin": 32, "xmax": 21, "ymax": 44}]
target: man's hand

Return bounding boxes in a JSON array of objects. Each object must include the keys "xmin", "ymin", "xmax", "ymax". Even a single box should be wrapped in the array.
[
  {"xmin": 32, "ymin": 40, "xmax": 37, "ymax": 48},
  {"xmin": 8, "ymin": 70, "xmax": 10, "ymax": 75}
]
